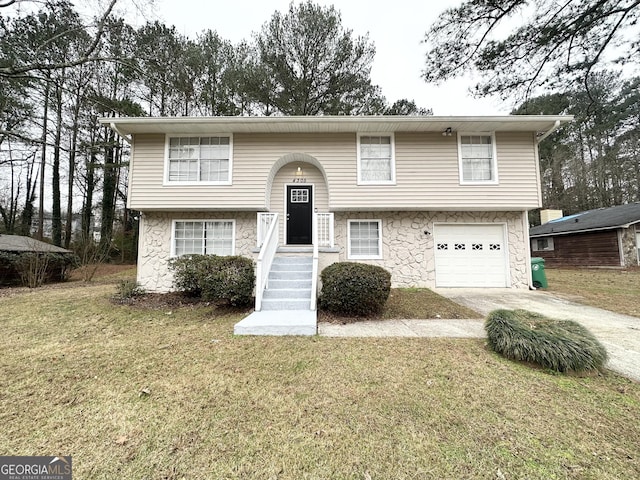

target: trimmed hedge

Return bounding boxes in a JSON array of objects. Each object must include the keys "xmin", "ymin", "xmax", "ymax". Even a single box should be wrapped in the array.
[
  {"xmin": 319, "ymin": 262, "xmax": 391, "ymax": 316},
  {"xmin": 168, "ymin": 254, "xmax": 255, "ymax": 306},
  {"xmin": 485, "ymin": 309, "xmax": 608, "ymax": 372}
]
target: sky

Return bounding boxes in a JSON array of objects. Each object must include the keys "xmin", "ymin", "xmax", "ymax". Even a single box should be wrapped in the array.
[{"xmin": 148, "ymin": 0, "xmax": 510, "ymax": 116}]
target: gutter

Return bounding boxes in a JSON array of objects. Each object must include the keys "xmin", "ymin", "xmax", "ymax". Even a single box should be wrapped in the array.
[
  {"xmin": 530, "ymin": 225, "xmax": 627, "ymax": 238},
  {"xmin": 537, "ymin": 120, "xmax": 561, "ymax": 144},
  {"xmin": 109, "ymin": 122, "xmax": 132, "ymax": 144}
]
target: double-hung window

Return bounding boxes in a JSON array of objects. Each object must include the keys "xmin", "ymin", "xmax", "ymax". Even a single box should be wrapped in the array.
[
  {"xmin": 357, "ymin": 134, "xmax": 395, "ymax": 184},
  {"xmin": 348, "ymin": 219, "xmax": 382, "ymax": 259},
  {"xmin": 458, "ymin": 133, "xmax": 498, "ymax": 184},
  {"xmin": 167, "ymin": 135, "xmax": 232, "ymax": 184},
  {"xmin": 173, "ymin": 220, "xmax": 235, "ymax": 257}
]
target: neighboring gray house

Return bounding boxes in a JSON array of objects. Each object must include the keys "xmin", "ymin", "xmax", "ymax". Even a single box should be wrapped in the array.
[
  {"xmin": 530, "ymin": 204, "xmax": 640, "ymax": 267},
  {"xmin": 102, "ymin": 115, "xmax": 571, "ymax": 334},
  {"xmin": 0, "ymin": 234, "xmax": 72, "ymax": 254},
  {"xmin": 0, "ymin": 234, "xmax": 74, "ymax": 285}
]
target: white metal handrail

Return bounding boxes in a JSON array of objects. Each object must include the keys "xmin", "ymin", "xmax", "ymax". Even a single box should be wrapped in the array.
[
  {"xmin": 257, "ymin": 212, "xmax": 277, "ymax": 248},
  {"xmin": 255, "ymin": 213, "xmax": 279, "ymax": 311},
  {"xmin": 310, "ymin": 213, "xmax": 320, "ymax": 311}
]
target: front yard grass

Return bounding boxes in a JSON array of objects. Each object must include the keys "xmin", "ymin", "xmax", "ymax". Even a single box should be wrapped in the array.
[
  {"xmin": 545, "ymin": 268, "xmax": 640, "ymax": 318},
  {"xmin": 320, "ymin": 287, "xmax": 481, "ymax": 322},
  {"xmin": 1, "ymin": 282, "xmax": 640, "ymax": 479}
]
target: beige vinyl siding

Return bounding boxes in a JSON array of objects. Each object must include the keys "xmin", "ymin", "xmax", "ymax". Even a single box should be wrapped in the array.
[
  {"xmin": 269, "ymin": 163, "xmax": 330, "ymax": 243},
  {"xmin": 240, "ymin": 132, "xmax": 355, "ymax": 206},
  {"xmin": 128, "ymin": 131, "xmax": 541, "ymax": 211},
  {"xmin": 330, "ymin": 132, "xmax": 541, "ymax": 210},
  {"xmin": 128, "ymin": 133, "xmax": 272, "ymax": 210},
  {"xmin": 128, "ymin": 133, "xmax": 354, "ymax": 211}
]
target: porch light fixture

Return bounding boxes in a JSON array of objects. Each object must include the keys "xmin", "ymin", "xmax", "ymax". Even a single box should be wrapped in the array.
[
  {"xmin": 442, "ymin": 127, "xmax": 453, "ymax": 137},
  {"xmin": 295, "ymin": 166, "xmax": 304, "ymax": 176}
]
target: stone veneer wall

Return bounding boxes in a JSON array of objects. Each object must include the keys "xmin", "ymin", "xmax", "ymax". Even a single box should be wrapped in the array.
[
  {"xmin": 138, "ymin": 212, "xmax": 257, "ymax": 292},
  {"xmin": 331, "ymin": 211, "xmax": 529, "ymax": 289},
  {"xmin": 138, "ymin": 210, "xmax": 529, "ymax": 292},
  {"xmin": 621, "ymin": 225, "xmax": 639, "ymax": 267}
]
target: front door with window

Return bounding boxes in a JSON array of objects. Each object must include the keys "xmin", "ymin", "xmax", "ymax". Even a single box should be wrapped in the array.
[{"xmin": 286, "ymin": 185, "xmax": 312, "ymax": 244}]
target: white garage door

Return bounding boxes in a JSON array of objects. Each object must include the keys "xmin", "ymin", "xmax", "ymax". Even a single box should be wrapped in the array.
[{"xmin": 434, "ymin": 224, "xmax": 508, "ymax": 287}]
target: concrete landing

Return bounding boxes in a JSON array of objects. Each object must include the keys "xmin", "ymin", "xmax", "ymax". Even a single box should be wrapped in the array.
[{"xmin": 234, "ymin": 310, "xmax": 317, "ymax": 336}]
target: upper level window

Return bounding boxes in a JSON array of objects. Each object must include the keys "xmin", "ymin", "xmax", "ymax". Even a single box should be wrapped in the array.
[
  {"xmin": 172, "ymin": 220, "xmax": 235, "ymax": 257},
  {"xmin": 458, "ymin": 133, "xmax": 498, "ymax": 184},
  {"xmin": 357, "ymin": 134, "xmax": 395, "ymax": 185},
  {"xmin": 166, "ymin": 135, "xmax": 232, "ymax": 184}
]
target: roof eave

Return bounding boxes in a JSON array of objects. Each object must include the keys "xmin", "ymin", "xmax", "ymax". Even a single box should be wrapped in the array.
[
  {"xmin": 530, "ymin": 224, "xmax": 632, "ymax": 237},
  {"xmin": 99, "ymin": 114, "xmax": 574, "ymax": 136}
]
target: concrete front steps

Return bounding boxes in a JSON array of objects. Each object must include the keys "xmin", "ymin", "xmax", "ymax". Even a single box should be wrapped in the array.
[{"xmin": 234, "ymin": 254, "xmax": 317, "ymax": 335}]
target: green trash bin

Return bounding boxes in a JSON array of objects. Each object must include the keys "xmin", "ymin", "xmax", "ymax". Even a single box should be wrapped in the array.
[{"xmin": 531, "ymin": 257, "xmax": 548, "ymax": 288}]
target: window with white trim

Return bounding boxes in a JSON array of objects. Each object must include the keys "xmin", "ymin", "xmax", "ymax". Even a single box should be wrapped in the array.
[
  {"xmin": 348, "ymin": 220, "xmax": 382, "ymax": 259},
  {"xmin": 531, "ymin": 237, "xmax": 554, "ymax": 251},
  {"xmin": 167, "ymin": 136, "xmax": 231, "ymax": 183},
  {"xmin": 173, "ymin": 220, "xmax": 234, "ymax": 256},
  {"xmin": 458, "ymin": 133, "xmax": 498, "ymax": 183},
  {"xmin": 357, "ymin": 134, "xmax": 395, "ymax": 184}
]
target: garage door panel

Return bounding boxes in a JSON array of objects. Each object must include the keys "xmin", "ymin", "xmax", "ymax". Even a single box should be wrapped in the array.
[{"xmin": 434, "ymin": 224, "xmax": 508, "ymax": 287}]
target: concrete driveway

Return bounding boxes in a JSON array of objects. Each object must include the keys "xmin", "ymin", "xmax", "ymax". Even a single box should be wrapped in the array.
[{"xmin": 435, "ymin": 288, "xmax": 640, "ymax": 382}]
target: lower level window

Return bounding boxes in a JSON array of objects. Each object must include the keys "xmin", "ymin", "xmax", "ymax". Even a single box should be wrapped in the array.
[
  {"xmin": 173, "ymin": 220, "xmax": 234, "ymax": 256},
  {"xmin": 348, "ymin": 219, "xmax": 382, "ymax": 259},
  {"xmin": 532, "ymin": 237, "xmax": 554, "ymax": 251}
]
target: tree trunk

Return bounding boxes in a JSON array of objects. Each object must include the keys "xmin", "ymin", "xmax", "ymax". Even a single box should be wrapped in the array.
[
  {"xmin": 37, "ymin": 76, "xmax": 50, "ymax": 240},
  {"xmin": 20, "ymin": 156, "xmax": 38, "ymax": 236},
  {"xmin": 51, "ymin": 80, "xmax": 64, "ymax": 246},
  {"xmin": 81, "ymin": 149, "xmax": 96, "ymax": 245},
  {"xmin": 99, "ymin": 126, "xmax": 118, "ymax": 253},
  {"xmin": 0, "ymin": 140, "xmax": 19, "ymax": 233},
  {"xmin": 64, "ymin": 81, "xmax": 83, "ymax": 249}
]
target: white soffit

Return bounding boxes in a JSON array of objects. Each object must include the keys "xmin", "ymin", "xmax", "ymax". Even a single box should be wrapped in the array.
[{"xmin": 99, "ymin": 115, "xmax": 573, "ymax": 136}]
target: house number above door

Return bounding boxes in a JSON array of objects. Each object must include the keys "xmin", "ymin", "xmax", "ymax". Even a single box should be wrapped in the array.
[{"xmin": 292, "ymin": 177, "xmax": 307, "ymax": 183}]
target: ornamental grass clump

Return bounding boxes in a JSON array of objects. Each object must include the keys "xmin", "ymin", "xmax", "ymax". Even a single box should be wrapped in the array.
[
  {"xmin": 319, "ymin": 262, "xmax": 391, "ymax": 316},
  {"xmin": 485, "ymin": 309, "xmax": 608, "ymax": 373}
]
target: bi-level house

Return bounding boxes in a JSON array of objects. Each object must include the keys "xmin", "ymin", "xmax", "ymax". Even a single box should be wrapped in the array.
[{"xmin": 103, "ymin": 115, "xmax": 571, "ymax": 334}]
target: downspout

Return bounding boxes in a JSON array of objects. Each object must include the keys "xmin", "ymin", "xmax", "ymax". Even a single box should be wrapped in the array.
[
  {"xmin": 537, "ymin": 120, "xmax": 561, "ymax": 144},
  {"xmin": 110, "ymin": 122, "xmax": 132, "ymax": 145}
]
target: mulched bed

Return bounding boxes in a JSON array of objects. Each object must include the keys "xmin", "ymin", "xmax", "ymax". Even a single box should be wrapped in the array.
[{"xmin": 113, "ymin": 291, "xmax": 253, "ymax": 316}]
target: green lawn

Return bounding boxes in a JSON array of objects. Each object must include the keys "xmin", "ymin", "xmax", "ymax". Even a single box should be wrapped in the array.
[{"xmin": 1, "ymin": 280, "xmax": 639, "ymax": 479}]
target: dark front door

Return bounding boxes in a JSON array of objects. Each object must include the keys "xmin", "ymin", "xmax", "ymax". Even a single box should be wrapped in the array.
[{"xmin": 286, "ymin": 185, "xmax": 312, "ymax": 244}]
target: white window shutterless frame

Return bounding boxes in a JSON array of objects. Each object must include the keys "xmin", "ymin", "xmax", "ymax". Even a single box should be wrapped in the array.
[
  {"xmin": 348, "ymin": 219, "xmax": 382, "ymax": 259},
  {"xmin": 172, "ymin": 220, "xmax": 235, "ymax": 257},
  {"xmin": 165, "ymin": 135, "xmax": 232, "ymax": 185},
  {"xmin": 457, "ymin": 133, "xmax": 498, "ymax": 184},
  {"xmin": 357, "ymin": 134, "xmax": 396, "ymax": 185}
]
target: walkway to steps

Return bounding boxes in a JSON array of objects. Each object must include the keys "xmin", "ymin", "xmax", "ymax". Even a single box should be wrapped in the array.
[{"xmin": 234, "ymin": 254, "xmax": 317, "ymax": 335}]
